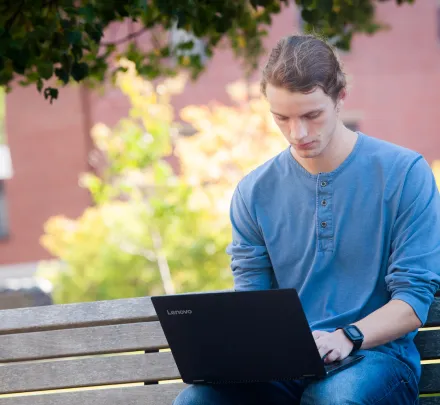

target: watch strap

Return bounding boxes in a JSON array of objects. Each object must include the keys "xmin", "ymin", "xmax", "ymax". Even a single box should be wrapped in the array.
[{"xmin": 339, "ymin": 325, "xmax": 363, "ymax": 354}]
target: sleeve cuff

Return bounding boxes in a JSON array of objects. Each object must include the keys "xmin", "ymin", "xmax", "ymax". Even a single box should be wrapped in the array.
[{"xmin": 391, "ymin": 291, "xmax": 433, "ymax": 326}]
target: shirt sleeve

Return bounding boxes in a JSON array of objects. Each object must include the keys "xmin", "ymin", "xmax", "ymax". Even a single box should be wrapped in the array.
[
  {"xmin": 226, "ymin": 185, "xmax": 274, "ymax": 291},
  {"xmin": 385, "ymin": 157, "xmax": 440, "ymax": 325}
]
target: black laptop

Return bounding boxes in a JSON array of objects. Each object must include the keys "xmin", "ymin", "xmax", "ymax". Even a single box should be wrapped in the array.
[{"xmin": 151, "ymin": 288, "xmax": 364, "ymax": 384}]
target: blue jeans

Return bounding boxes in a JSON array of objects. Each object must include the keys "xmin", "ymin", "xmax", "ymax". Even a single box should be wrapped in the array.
[{"xmin": 173, "ymin": 350, "xmax": 419, "ymax": 404}]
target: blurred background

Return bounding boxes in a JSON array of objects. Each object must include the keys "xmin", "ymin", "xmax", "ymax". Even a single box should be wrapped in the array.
[{"xmin": 0, "ymin": 0, "xmax": 439, "ymax": 308}]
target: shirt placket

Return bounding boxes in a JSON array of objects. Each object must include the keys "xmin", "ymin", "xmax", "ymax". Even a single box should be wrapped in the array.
[{"xmin": 316, "ymin": 174, "xmax": 334, "ymax": 252}]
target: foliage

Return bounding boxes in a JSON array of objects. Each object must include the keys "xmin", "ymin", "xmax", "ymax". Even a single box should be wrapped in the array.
[
  {"xmin": 38, "ymin": 61, "xmax": 233, "ymax": 303},
  {"xmin": 38, "ymin": 59, "xmax": 289, "ymax": 303},
  {"xmin": 174, "ymin": 81, "xmax": 287, "ymax": 223},
  {"xmin": 0, "ymin": 0, "xmax": 415, "ymax": 102},
  {"xmin": 0, "ymin": 87, "xmax": 5, "ymax": 144},
  {"xmin": 297, "ymin": 0, "xmax": 414, "ymax": 51}
]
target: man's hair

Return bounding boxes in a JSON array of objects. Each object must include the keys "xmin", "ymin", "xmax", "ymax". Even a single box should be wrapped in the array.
[{"xmin": 261, "ymin": 34, "xmax": 346, "ymax": 103}]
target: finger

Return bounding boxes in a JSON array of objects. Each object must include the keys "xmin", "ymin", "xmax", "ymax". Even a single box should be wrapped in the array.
[
  {"xmin": 317, "ymin": 343, "xmax": 332, "ymax": 359},
  {"xmin": 324, "ymin": 349, "xmax": 341, "ymax": 364},
  {"xmin": 312, "ymin": 330, "xmax": 328, "ymax": 340}
]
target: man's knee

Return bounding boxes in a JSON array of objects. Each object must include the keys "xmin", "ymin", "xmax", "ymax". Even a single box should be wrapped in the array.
[
  {"xmin": 300, "ymin": 351, "xmax": 418, "ymax": 405},
  {"xmin": 300, "ymin": 382, "xmax": 361, "ymax": 405},
  {"xmin": 173, "ymin": 385, "xmax": 217, "ymax": 405}
]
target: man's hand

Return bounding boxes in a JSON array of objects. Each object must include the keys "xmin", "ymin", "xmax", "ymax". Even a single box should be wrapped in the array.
[{"xmin": 312, "ymin": 330, "xmax": 354, "ymax": 364}]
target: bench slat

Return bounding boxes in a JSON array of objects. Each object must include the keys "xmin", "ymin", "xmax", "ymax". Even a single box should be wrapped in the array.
[
  {"xmin": 0, "ymin": 384, "xmax": 438, "ymax": 405},
  {"xmin": 7, "ymin": 319, "xmax": 434, "ymax": 364},
  {"xmin": 0, "ymin": 297, "xmax": 157, "ymax": 335},
  {"xmin": 0, "ymin": 294, "xmax": 437, "ymax": 335},
  {"xmin": 0, "ymin": 384, "xmax": 186, "ymax": 405},
  {"xmin": 0, "ymin": 357, "xmax": 438, "ymax": 398},
  {"xmin": 0, "ymin": 352, "xmax": 180, "ymax": 394},
  {"xmin": 415, "ymin": 330, "xmax": 440, "ymax": 360},
  {"xmin": 0, "ymin": 322, "xmax": 167, "ymax": 362},
  {"xmin": 420, "ymin": 397, "xmax": 440, "ymax": 405},
  {"xmin": 426, "ymin": 296, "xmax": 440, "ymax": 327},
  {"xmin": 420, "ymin": 364, "xmax": 440, "ymax": 394}
]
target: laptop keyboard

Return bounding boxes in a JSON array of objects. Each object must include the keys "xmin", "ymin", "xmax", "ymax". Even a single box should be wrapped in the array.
[
  {"xmin": 323, "ymin": 354, "xmax": 363, "ymax": 374},
  {"xmin": 324, "ymin": 360, "xmax": 343, "ymax": 373}
]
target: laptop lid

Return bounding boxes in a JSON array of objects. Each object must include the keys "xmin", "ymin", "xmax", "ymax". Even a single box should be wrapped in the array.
[{"xmin": 151, "ymin": 288, "xmax": 327, "ymax": 384}]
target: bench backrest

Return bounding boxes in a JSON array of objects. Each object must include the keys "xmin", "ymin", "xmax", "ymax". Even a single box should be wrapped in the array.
[{"xmin": 0, "ymin": 294, "xmax": 438, "ymax": 404}]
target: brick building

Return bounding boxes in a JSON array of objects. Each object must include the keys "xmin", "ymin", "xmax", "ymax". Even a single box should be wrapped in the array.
[{"xmin": 0, "ymin": 0, "xmax": 439, "ymax": 282}]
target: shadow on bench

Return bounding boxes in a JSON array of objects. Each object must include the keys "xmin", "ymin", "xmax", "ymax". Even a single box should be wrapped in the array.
[{"xmin": 0, "ymin": 292, "xmax": 438, "ymax": 404}]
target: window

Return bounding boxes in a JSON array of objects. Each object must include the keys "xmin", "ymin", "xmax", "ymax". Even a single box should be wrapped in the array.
[
  {"xmin": 0, "ymin": 88, "xmax": 10, "ymax": 240},
  {"xmin": 0, "ymin": 181, "xmax": 8, "ymax": 239},
  {"xmin": 437, "ymin": 1, "xmax": 440, "ymax": 43}
]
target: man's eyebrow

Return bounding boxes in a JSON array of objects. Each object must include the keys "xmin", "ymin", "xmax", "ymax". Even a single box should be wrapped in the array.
[
  {"xmin": 270, "ymin": 108, "xmax": 324, "ymax": 118},
  {"xmin": 270, "ymin": 110, "xmax": 287, "ymax": 117},
  {"xmin": 302, "ymin": 108, "xmax": 323, "ymax": 116}
]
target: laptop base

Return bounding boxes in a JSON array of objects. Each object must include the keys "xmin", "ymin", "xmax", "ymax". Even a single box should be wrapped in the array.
[{"xmin": 189, "ymin": 354, "xmax": 365, "ymax": 385}]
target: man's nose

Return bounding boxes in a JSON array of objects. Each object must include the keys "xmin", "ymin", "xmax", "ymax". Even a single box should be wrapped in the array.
[{"xmin": 289, "ymin": 120, "xmax": 307, "ymax": 141}]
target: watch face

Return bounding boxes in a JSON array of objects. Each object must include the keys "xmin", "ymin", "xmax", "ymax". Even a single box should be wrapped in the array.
[{"xmin": 347, "ymin": 326, "xmax": 362, "ymax": 339}]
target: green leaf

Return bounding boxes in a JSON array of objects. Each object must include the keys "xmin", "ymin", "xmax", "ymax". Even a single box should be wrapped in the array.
[
  {"xmin": 61, "ymin": 53, "xmax": 73, "ymax": 72},
  {"xmin": 87, "ymin": 23, "xmax": 104, "ymax": 43},
  {"xmin": 71, "ymin": 45, "xmax": 84, "ymax": 62},
  {"xmin": 60, "ymin": 19, "xmax": 73, "ymax": 30},
  {"xmin": 67, "ymin": 30, "xmax": 82, "ymax": 45},
  {"xmin": 52, "ymin": 32, "xmax": 64, "ymax": 48},
  {"xmin": 301, "ymin": 8, "xmax": 319, "ymax": 24},
  {"xmin": 79, "ymin": 5, "xmax": 95, "ymax": 23},
  {"xmin": 138, "ymin": 0, "xmax": 148, "ymax": 11},
  {"xmin": 334, "ymin": 32, "xmax": 353, "ymax": 51},
  {"xmin": 177, "ymin": 40, "xmax": 194, "ymax": 51},
  {"xmin": 8, "ymin": 45, "xmax": 30, "ymax": 74},
  {"xmin": 44, "ymin": 87, "xmax": 59, "ymax": 103},
  {"xmin": 37, "ymin": 62, "xmax": 54, "ymax": 80},
  {"xmin": 71, "ymin": 62, "xmax": 89, "ymax": 81},
  {"xmin": 317, "ymin": 0, "xmax": 333, "ymax": 13},
  {"xmin": 250, "ymin": 0, "xmax": 259, "ymax": 9},
  {"xmin": 55, "ymin": 67, "xmax": 70, "ymax": 84}
]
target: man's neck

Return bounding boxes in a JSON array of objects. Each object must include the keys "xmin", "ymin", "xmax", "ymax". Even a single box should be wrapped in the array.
[{"xmin": 292, "ymin": 124, "xmax": 358, "ymax": 175}]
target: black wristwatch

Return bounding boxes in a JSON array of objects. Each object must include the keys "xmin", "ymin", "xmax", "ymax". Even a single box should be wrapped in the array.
[{"xmin": 338, "ymin": 325, "xmax": 364, "ymax": 354}]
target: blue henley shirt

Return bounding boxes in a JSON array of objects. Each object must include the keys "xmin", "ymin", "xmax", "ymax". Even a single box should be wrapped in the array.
[{"xmin": 226, "ymin": 132, "xmax": 440, "ymax": 380}]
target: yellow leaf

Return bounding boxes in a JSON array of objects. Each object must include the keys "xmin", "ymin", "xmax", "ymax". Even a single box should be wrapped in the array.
[
  {"xmin": 226, "ymin": 80, "xmax": 248, "ymax": 103},
  {"xmin": 432, "ymin": 160, "xmax": 440, "ymax": 191},
  {"xmin": 237, "ymin": 36, "xmax": 246, "ymax": 49},
  {"xmin": 181, "ymin": 55, "xmax": 191, "ymax": 66}
]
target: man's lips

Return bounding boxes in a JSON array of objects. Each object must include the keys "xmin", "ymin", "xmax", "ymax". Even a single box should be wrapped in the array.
[{"xmin": 295, "ymin": 141, "xmax": 316, "ymax": 150}]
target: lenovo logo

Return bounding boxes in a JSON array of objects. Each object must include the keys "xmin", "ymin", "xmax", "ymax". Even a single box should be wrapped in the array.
[{"xmin": 167, "ymin": 309, "xmax": 193, "ymax": 315}]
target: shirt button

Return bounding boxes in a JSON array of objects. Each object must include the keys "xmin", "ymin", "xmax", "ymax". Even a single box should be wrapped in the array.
[
  {"xmin": 321, "ymin": 181, "xmax": 328, "ymax": 187},
  {"xmin": 321, "ymin": 200, "xmax": 327, "ymax": 206},
  {"xmin": 321, "ymin": 221, "xmax": 327, "ymax": 228}
]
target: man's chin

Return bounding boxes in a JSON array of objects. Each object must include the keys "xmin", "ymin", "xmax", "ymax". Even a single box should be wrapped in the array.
[
  {"xmin": 295, "ymin": 149, "xmax": 320, "ymax": 159},
  {"xmin": 290, "ymin": 145, "xmax": 322, "ymax": 160}
]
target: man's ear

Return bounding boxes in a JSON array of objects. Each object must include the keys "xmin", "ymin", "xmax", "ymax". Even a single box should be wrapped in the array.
[
  {"xmin": 338, "ymin": 88, "xmax": 347, "ymax": 105},
  {"xmin": 335, "ymin": 89, "xmax": 346, "ymax": 113}
]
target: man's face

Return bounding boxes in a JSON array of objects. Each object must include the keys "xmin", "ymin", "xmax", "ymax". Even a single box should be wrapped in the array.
[{"xmin": 266, "ymin": 84, "xmax": 341, "ymax": 159}]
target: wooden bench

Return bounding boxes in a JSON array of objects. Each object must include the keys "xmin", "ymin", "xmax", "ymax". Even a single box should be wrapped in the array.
[{"xmin": 0, "ymin": 293, "xmax": 438, "ymax": 404}]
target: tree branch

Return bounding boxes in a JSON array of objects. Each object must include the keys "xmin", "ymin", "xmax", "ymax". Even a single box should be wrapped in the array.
[
  {"xmin": 151, "ymin": 229, "xmax": 176, "ymax": 295},
  {"xmin": 5, "ymin": 0, "xmax": 25, "ymax": 31},
  {"xmin": 101, "ymin": 27, "xmax": 149, "ymax": 46}
]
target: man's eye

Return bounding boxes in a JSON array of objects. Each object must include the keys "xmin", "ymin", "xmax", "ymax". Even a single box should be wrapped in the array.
[
  {"xmin": 306, "ymin": 113, "xmax": 322, "ymax": 120},
  {"xmin": 275, "ymin": 116, "xmax": 288, "ymax": 121}
]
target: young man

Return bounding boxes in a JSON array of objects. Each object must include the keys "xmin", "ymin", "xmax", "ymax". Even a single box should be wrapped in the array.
[{"xmin": 173, "ymin": 34, "xmax": 440, "ymax": 404}]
